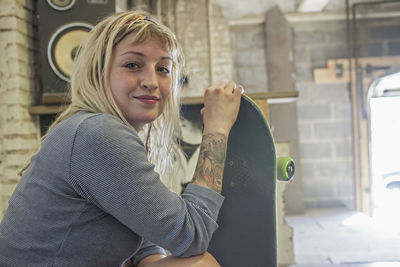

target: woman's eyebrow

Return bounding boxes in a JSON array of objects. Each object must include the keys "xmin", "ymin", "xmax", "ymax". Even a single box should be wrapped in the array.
[{"xmin": 120, "ymin": 51, "xmax": 172, "ymax": 61}]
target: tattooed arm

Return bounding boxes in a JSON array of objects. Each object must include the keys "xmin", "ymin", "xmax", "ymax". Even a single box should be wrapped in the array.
[
  {"xmin": 192, "ymin": 133, "xmax": 227, "ymax": 193},
  {"xmin": 191, "ymin": 81, "xmax": 242, "ymax": 193}
]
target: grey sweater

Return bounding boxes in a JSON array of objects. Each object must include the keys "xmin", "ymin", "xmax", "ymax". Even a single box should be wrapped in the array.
[{"xmin": 0, "ymin": 112, "xmax": 224, "ymax": 267}]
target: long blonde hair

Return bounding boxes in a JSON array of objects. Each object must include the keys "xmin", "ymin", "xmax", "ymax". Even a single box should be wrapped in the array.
[{"xmin": 22, "ymin": 11, "xmax": 184, "ymax": 187}]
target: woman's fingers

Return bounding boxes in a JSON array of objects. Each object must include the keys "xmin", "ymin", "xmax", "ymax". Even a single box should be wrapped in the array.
[{"xmin": 202, "ymin": 81, "xmax": 242, "ymax": 136}]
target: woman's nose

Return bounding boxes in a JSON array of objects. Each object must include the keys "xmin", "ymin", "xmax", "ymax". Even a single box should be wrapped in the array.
[{"xmin": 140, "ymin": 68, "xmax": 158, "ymax": 90}]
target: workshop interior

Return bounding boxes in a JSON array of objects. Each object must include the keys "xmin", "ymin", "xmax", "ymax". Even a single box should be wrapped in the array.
[{"xmin": 1, "ymin": 0, "xmax": 400, "ymax": 266}]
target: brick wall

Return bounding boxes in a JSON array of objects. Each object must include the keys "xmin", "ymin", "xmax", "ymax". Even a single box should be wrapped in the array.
[
  {"xmin": 0, "ymin": 0, "xmax": 40, "ymax": 219},
  {"xmin": 175, "ymin": 0, "xmax": 233, "ymax": 97}
]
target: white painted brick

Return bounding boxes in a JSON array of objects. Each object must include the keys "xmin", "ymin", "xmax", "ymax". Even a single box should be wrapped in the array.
[
  {"xmin": 0, "ymin": 16, "xmax": 27, "ymax": 34},
  {"xmin": 4, "ymin": 153, "xmax": 26, "ymax": 167},
  {"xmin": 3, "ymin": 137, "xmax": 39, "ymax": 151},
  {"xmin": 5, "ymin": 75, "xmax": 30, "ymax": 91},
  {"xmin": 3, "ymin": 89, "xmax": 31, "ymax": 105},
  {"xmin": 5, "ymin": 60, "xmax": 30, "ymax": 77},
  {"xmin": 5, "ymin": 43, "xmax": 28, "ymax": 62},
  {"xmin": 4, "ymin": 104, "xmax": 32, "ymax": 120},
  {"xmin": 3, "ymin": 120, "xmax": 38, "ymax": 136},
  {"xmin": 3, "ymin": 167, "xmax": 20, "ymax": 183},
  {"xmin": 0, "ymin": 31, "xmax": 28, "ymax": 46},
  {"xmin": 2, "ymin": 0, "xmax": 25, "ymax": 6},
  {"xmin": 0, "ymin": 3, "xmax": 27, "ymax": 20}
]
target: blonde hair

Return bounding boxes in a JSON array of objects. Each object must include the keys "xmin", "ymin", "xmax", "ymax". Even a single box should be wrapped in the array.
[{"xmin": 22, "ymin": 11, "xmax": 185, "ymax": 187}]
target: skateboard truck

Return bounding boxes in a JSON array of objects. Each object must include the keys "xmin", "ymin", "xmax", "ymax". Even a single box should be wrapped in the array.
[{"xmin": 277, "ymin": 157, "xmax": 295, "ymax": 181}]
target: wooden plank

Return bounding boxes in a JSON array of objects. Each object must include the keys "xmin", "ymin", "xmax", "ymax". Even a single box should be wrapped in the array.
[
  {"xmin": 29, "ymin": 105, "xmax": 68, "ymax": 115},
  {"xmin": 254, "ymin": 99, "xmax": 269, "ymax": 121},
  {"xmin": 42, "ymin": 93, "xmax": 70, "ymax": 105}
]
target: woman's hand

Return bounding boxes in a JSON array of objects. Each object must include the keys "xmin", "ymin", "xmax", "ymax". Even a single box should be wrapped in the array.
[
  {"xmin": 191, "ymin": 81, "xmax": 242, "ymax": 193},
  {"xmin": 201, "ymin": 81, "xmax": 242, "ymax": 137}
]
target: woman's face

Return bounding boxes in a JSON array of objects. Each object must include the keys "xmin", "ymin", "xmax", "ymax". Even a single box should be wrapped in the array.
[{"xmin": 109, "ymin": 32, "xmax": 173, "ymax": 131}]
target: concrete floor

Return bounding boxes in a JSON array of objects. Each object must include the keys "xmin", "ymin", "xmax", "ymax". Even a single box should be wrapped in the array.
[{"xmin": 286, "ymin": 208, "xmax": 400, "ymax": 267}]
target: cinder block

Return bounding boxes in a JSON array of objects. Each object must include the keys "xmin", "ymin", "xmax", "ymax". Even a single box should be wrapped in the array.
[
  {"xmin": 297, "ymin": 122, "xmax": 313, "ymax": 140},
  {"xmin": 300, "ymin": 142, "xmax": 332, "ymax": 159},
  {"xmin": 295, "ymin": 82, "xmax": 313, "ymax": 103},
  {"xmin": 294, "ymin": 30, "xmax": 325, "ymax": 45},
  {"xmin": 294, "ymin": 62, "xmax": 312, "ymax": 82},
  {"xmin": 297, "ymin": 104, "xmax": 331, "ymax": 121},
  {"xmin": 332, "ymin": 103, "xmax": 351, "ymax": 120},
  {"xmin": 234, "ymin": 49, "xmax": 266, "ymax": 67},
  {"xmin": 314, "ymin": 160, "xmax": 352, "ymax": 178},
  {"xmin": 368, "ymin": 25, "xmax": 400, "ymax": 41},
  {"xmin": 236, "ymin": 66, "xmax": 255, "ymax": 86},
  {"xmin": 311, "ymin": 84, "xmax": 349, "ymax": 103},
  {"xmin": 231, "ymin": 24, "xmax": 265, "ymax": 50},
  {"xmin": 368, "ymin": 42, "xmax": 383, "ymax": 57},
  {"xmin": 300, "ymin": 161, "xmax": 315, "ymax": 178},
  {"xmin": 388, "ymin": 41, "xmax": 400, "ymax": 56},
  {"xmin": 310, "ymin": 44, "xmax": 347, "ymax": 67},
  {"xmin": 326, "ymin": 28, "xmax": 347, "ymax": 43},
  {"xmin": 334, "ymin": 140, "xmax": 352, "ymax": 158},
  {"xmin": 314, "ymin": 121, "xmax": 352, "ymax": 139},
  {"xmin": 294, "ymin": 45, "xmax": 309, "ymax": 64},
  {"xmin": 303, "ymin": 177, "xmax": 335, "ymax": 198}
]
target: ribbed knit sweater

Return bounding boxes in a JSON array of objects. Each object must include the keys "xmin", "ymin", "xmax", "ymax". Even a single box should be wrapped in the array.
[{"xmin": 0, "ymin": 112, "xmax": 224, "ymax": 267}]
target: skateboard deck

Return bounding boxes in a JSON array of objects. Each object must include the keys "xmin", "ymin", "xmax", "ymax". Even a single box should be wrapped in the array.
[{"xmin": 208, "ymin": 94, "xmax": 294, "ymax": 267}]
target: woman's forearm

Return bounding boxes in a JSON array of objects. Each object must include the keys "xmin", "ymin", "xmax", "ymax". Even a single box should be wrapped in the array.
[{"xmin": 191, "ymin": 132, "xmax": 228, "ymax": 194}]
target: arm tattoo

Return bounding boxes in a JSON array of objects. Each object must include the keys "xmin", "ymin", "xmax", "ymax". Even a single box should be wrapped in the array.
[{"xmin": 193, "ymin": 133, "xmax": 227, "ymax": 193}]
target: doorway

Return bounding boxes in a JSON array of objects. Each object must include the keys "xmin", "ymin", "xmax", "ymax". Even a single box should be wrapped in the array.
[{"xmin": 368, "ymin": 71, "xmax": 400, "ymax": 233}]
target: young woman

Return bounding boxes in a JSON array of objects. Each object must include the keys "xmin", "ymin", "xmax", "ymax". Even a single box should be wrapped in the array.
[{"xmin": 0, "ymin": 11, "xmax": 242, "ymax": 267}]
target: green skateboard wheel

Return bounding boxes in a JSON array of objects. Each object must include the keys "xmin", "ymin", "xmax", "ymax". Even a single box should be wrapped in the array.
[{"xmin": 277, "ymin": 157, "xmax": 295, "ymax": 181}]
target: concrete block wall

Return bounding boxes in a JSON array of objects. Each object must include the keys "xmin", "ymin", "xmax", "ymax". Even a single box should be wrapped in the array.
[
  {"xmin": 293, "ymin": 20, "xmax": 354, "ymax": 209},
  {"xmin": 231, "ymin": 23, "xmax": 268, "ymax": 92},
  {"xmin": 292, "ymin": 16, "xmax": 400, "ymax": 209},
  {"xmin": 0, "ymin": 0, "xmax": 41, "ymax": 219}
]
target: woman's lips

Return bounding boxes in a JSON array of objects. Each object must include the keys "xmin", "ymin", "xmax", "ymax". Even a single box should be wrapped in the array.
[{"xmin": 134, "ymin": 95, "xmax": 159, "ymax": 104}]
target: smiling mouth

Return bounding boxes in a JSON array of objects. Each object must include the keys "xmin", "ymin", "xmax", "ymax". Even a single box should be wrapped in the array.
[
  {"xmin": 135, "ymin": 95, "xmax": 159, "ymax": 100},
  {"xmin": 134, "ymin": 95, "xmax": 159, "ymax": 104}
]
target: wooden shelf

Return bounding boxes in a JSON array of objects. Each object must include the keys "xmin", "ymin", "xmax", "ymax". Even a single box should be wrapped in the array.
[{"xmin": 29, "ymin": 91, "xmax": 299, "ymax": 115}]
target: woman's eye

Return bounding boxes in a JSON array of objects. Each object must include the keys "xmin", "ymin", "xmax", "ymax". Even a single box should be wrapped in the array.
[
  {"xmin": 158, "ymin": 67, "xmax": 171, "ymax": 74},
  {"xmin": 125, "ymin": 62, "xmax": 139, "ymax": 69}
]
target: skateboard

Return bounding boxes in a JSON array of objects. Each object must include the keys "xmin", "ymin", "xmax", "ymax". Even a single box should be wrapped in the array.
[{"xmin": 207, "ymin": 94, "xmax": 294, "ymax": 267}]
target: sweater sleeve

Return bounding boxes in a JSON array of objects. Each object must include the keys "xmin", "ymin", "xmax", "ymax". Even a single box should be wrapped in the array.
[
  {"xmin": 131, "ymin": 240, "xmax": 166, "ymax": 266},
  {"xmin": 69, "ymin": 114, "xmax": 224, "ymax": 257}
]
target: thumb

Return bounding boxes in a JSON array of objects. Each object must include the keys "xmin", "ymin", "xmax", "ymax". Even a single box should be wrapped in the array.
[{"xmin": 200, "ymin": 107, "xmax": 205, "ymax": 116}]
